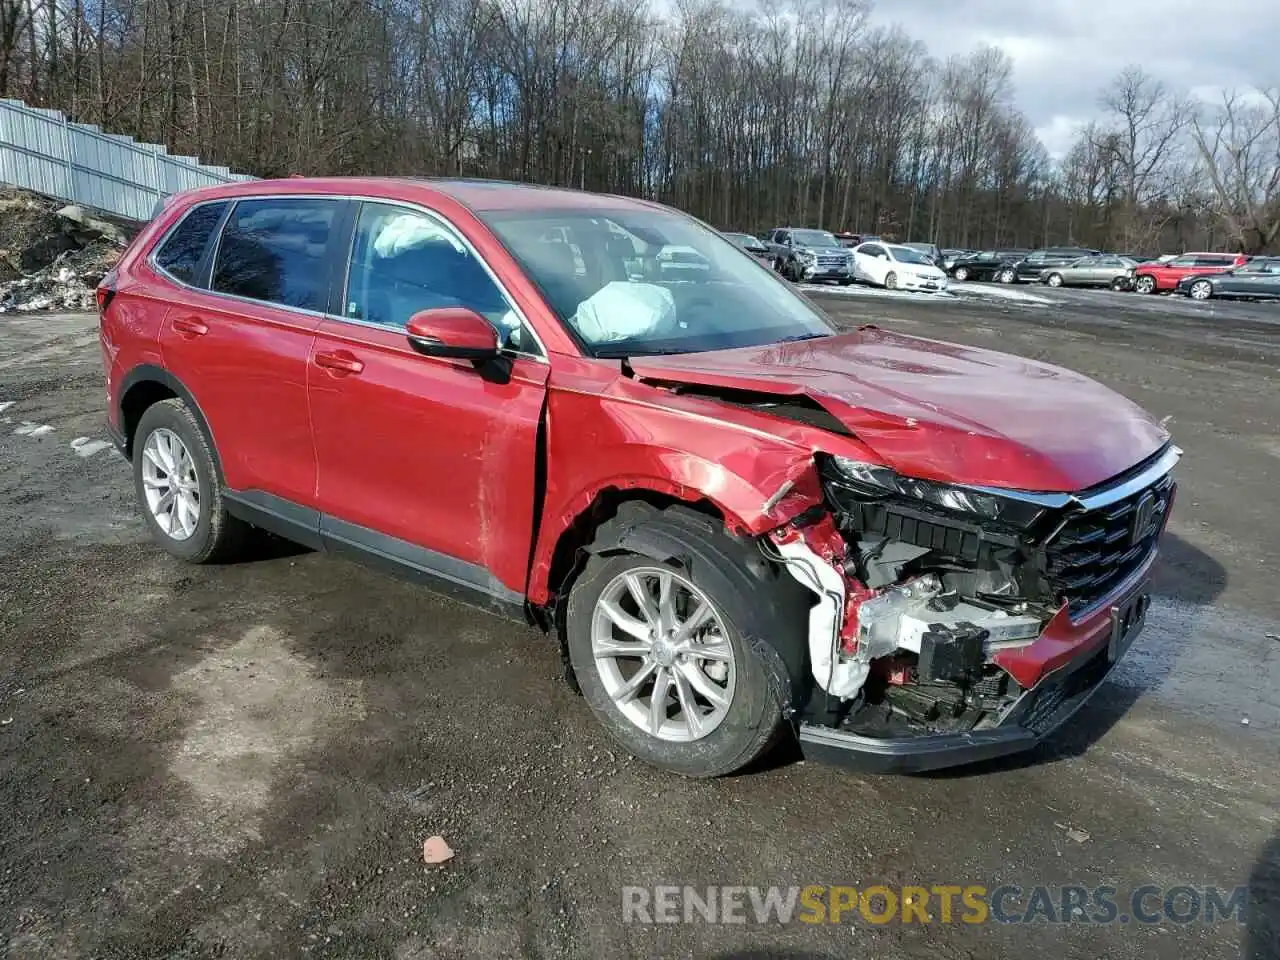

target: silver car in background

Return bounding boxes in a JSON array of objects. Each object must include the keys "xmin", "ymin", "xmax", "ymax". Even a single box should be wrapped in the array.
[{"xmin": 1040, "ymin": 255, "xmax": 1138, "ymax": 290}]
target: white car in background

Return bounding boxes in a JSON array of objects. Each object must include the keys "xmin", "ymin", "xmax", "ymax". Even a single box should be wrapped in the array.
[{"xmin": 852, "ymin": 242, "xmax": 949, "ymax": 292}]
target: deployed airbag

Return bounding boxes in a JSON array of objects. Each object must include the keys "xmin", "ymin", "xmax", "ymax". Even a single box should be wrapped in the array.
[{"xmin": 571, "ymin": 281, "xmax": 675, "ymax": 344}]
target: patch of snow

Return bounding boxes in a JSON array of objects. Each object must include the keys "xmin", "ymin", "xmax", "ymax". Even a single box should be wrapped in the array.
[{"xmin": 949, "ymin": 282, "xmax": 1055, "ymax": 305}]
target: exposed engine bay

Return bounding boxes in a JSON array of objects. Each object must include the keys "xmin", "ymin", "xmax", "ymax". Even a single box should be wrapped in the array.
[{"xmin": 766, "ymin": 451, "xmax": 1174, "ymax": 739}]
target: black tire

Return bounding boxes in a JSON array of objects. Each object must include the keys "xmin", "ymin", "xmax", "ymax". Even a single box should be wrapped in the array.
[
  {"xmin": 564, "ymin": 504, "xmax": 806, "ymax": 778},
  {"xmin": 884, "ymin": 271, "xmax": 898, "ymax": 290},
  {"xmin": 132, "ymin": 398, "xmax": 248, "ymax": 563},
  {"xmin": 952, "ymin": 266, "xmax": 970, "ymax": 281},
  {"xmin": 1111, "ymin": 277, "xmax": 1128, "ymax": 291},
  {"xmin": 1134, "ymin": 274, "xmax": 1157, "ymax": 295}
]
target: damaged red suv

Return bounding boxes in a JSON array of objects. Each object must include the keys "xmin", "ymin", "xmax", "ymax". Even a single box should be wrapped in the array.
[{"xmin": 99, "ymin": 178, "xmax": 1178, "ymax": 776}]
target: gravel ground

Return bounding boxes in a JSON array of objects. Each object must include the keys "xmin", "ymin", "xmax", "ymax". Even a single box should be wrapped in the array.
[{"xmin": 1, "ymin": 288, "xmax": 1278, "ymax": 959}]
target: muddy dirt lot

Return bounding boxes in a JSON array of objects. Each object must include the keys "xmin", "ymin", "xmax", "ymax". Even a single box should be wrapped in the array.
[{"xmin": 1, "ymin": 290, "xmax": 1278, "ymax": 959}]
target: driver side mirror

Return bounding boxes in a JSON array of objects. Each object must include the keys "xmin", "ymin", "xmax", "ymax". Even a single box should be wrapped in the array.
[{"xmin": 405, "ymin": 307, "xmax": 500, "ymax": 361}]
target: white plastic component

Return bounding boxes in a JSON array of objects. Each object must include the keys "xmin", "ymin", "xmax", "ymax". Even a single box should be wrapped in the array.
[
  {"xmin": 772, "ymin": 537, "xmax": 870, "ymax": 699},
  {"xmin": 571, "ymin": 281, "xmax": 675, "ymax": 344}
]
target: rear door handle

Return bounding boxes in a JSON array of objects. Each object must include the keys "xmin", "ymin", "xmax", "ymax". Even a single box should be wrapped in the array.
[
  {"xmin": 171, "ymin": 316, "xmax": 208, "ymax": 337},
  {"xmin": 314, "ymin": 350, "xmax": 364, "ymax": 375}
]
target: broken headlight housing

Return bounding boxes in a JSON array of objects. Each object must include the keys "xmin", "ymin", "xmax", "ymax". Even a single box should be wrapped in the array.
[{"xmin": 825, "ymin": 455, "xmax": 1049, "ymax": 530}]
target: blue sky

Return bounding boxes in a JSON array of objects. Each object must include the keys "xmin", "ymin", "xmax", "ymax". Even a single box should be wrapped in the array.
[{"xmin": 866, "ymin": 0, "xmax": 1275, "ymax": 157}]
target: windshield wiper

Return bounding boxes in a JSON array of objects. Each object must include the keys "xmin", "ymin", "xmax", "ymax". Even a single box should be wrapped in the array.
[{"xmin": 773, "ymin": 333, "xmax": 829, "ymax": 343}]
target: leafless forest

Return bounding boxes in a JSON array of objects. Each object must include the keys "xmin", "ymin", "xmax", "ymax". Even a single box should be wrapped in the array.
[{"xmin": 2, "ymin": 0, "xmax": 1277, "ymax": 252}]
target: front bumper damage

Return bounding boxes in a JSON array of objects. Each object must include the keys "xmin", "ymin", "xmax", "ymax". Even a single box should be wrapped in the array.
[{"xmin": 765, "ymin": 446, "xmax": 1178, "ymax": 772}]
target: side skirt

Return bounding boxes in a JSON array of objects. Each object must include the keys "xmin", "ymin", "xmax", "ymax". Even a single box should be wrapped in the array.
[{"xmin": 224, "ymin": 490, "xmax": 527, "ymax": 622}]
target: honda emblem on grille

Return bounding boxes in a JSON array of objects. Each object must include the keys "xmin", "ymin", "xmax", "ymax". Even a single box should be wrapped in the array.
[{"xmin": 1131, "ymin": 492, "xmax": 1157, "ymax": 546}]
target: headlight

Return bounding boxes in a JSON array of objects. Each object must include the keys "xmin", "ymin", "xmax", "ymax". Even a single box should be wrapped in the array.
[
  {"xmin": 798, "ymin": 249, "xmax": 817, "ymax": 263},
  {"xmin": 826, "ymin": 456, "xmax": 1048, "ymax": 528}
]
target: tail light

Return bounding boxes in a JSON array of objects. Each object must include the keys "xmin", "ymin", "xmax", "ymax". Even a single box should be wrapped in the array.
[{"xmin": 97, "ymin": 269, "xmax": 118, "ymax": 315}]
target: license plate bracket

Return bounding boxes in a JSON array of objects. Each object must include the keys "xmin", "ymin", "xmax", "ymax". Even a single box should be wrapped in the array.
[{"xmin": 1108, "ymin": 586, "xmax": 1150, "ymax": 662}]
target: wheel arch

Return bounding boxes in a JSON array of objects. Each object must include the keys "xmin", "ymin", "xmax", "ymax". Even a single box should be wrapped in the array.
[{"xmin": 117, "ymin": 365, "xmax": 223, "ymax": 480}]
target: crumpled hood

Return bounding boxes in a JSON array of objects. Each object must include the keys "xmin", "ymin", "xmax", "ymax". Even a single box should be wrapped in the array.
[{"xmin": 629, "ymin": 327, "xmax": 1169, "ymax": 492}]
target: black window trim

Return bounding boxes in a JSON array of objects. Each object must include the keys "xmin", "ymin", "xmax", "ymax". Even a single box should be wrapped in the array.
[{"xmin": 147, "ymin": 192, "xmax": 547, "ymax": 362}]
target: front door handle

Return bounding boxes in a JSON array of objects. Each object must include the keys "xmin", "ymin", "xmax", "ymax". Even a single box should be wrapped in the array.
[
  {"xmin": 171, "ymin": 316, "xmax": 208, "ymax": 337},
  {"xmin": 314, "ymin": 351, "xmax": 364, "ymax": 376}
]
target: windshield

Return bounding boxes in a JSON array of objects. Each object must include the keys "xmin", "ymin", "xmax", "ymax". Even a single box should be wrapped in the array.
[
  {"xmin": 482, "ymin": 208, "xmax": 836, "ymax": 357},
  {"xmin": 724, "ymin": 232, "xmax": 763, "ymax": 249},
  {"xmin": 789, "ymin": 229, "xmax": 841, "ymax": 248},
  {"xmin": 889, "ymin": 245, "xmax": 934, "ymax": 265}
]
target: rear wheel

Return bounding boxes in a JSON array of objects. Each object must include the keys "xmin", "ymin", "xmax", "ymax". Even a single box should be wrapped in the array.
[
  {"xmin": 564, "ymin": 507, "xmax": 802, "ymax": 777},
  {"xmin": 133, "ymin": 398, "xmax": 247, "ymax": 563},
  {"xmin": 952, "ymin": 266, "xmax": 970, "ymax": 281},
  {"xmin": 884, "ymin": 271, "xmax": 899, "ymax": 290},
  {"xmin": 1111, "ymin": 277, "xmax": 1129, "ymax": 291},
  {"xmin": 1189, "ymin": 279, "xmax": 1214, "ymax": 301},
  {"xmin": 1134, "ymin": 274, "xmax": 1157, "ymax": 294},
  {"xmin": 1046, "ymin": 273, "xmax": 1064, "ymax": 287}
]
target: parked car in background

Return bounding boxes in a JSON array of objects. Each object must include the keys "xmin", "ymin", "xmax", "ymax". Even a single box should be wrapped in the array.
[
  {"xmin": 1175, "ymin": 257, "xmax": 1280, "ymax": 300},
  {"xmin": 1003, "ymin": 248, "xmax": 1101, "ymax": 284},
  {"xmin": 940, "ymin": 249, "xmax": 971, "ymax": 271},
  {"xmin": 101, "ymin": 175, "xmax": 1177, "ymax": 776},
  {"xmin": 900, "ymin": 241, "xmax": 941, "ymax": 263},
  {"xmin": 656, "ymin": 245, "xmax": 712, "ymax": 279},
  {"xmin": 852, "ymin": 242, "xmax": 949, "ymax": 291},
  {"xmin": 1132, "ymin": 252, "xmax": 1248, "ymax": 294},
  {"xmin": 1040, "ymin": 255, "xmax": 1138, "ymax": 290},
  {"xmin": 722, "ymin": 231, "xmax": 771, "ymax": 261},
  {"xmin": 947, "ymin": 250, "xmax": 1029, "ymax": 282},
  {"xmin": 764, "ymin": 227, "xmax": 856, "ymax": 284}
]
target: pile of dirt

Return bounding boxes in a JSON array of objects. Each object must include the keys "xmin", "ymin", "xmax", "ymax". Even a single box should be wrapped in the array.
[{"xmin": 0, "ymin": 190, "xmax": 134, "ymax": 313}]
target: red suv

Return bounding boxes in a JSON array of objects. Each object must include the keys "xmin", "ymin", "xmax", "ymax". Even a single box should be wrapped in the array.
[
  {"xmin": 99, "ymin": 178, "xmax": 1179, "ymax": 776},
  {"xmin": 1132, "ymin": 252, "xmax": 1247, "ymax": 293}
]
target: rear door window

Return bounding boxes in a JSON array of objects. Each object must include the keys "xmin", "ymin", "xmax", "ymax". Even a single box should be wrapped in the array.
[
  {"xmin": 154, "ymin": 201, "xmax": 229, "ymax": 285},
  {"xmin": 1193, "ymin": 255, "xmax": 1233, "ymax": 267},
  {"xmin": 211, "ymin": 198, "xmax": 341, "ymax": 311}
]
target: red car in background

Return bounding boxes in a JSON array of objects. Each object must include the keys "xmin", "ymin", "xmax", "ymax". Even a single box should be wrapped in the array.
[
  {"xmin": 98, "ymin": 177, "xmax": 1178, "ymax": 777},
  {"xmin": 1133, "ymin": 252, "xmax": 1247, "ymax": 293}
]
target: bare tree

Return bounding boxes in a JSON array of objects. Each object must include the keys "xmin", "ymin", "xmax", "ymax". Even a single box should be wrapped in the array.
[{"xmin": 1191, "ymin": 88, "xmax": 1280, "ymax": 254}]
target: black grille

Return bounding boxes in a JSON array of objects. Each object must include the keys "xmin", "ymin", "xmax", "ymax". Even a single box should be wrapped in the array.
[
  {"xmin": 1043, "ymin": 471, "xmax": 1174, "ymax": 614},
  {"xmin": 1020, "ymin": 645, "xmax": 1112, "ymax": 734}
]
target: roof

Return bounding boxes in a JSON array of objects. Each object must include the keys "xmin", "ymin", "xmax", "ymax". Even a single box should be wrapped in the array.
[{"xmin": 172, "ymin": 175, "xmax": 663, "ymax": 215}]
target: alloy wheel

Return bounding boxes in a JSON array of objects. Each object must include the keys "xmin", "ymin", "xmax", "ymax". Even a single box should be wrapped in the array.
[
  {"xmin": 141, "ymin": 428, "xmax": 201, "ymax": 541},
  {"xmin": 1190, "ymin": 281, "xmax": 1213, "ymax": 301},
  {"xmin": 590, "ymin": 566, "xmax": 736, "ymax": 742},
  {"xmin": 998, "ymin": 268, "xmax": 1015, "ymax": 283},
  {"xmin": 1136, "ymin": 276, "xmax": 1156, "ymax": 294},
  {"xmin": 1047, "ymin": 273, "xmax": 1063, "ymax": 287}
]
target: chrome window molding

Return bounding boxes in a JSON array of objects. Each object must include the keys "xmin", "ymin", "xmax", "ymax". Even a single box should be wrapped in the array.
[
  {"xmin": 964, "ymin": 444, "xmax": 1181, "ymax": 511},
  {"xmin": 147, "ymin": 192, "xmax": 549, "ymax": 363}
]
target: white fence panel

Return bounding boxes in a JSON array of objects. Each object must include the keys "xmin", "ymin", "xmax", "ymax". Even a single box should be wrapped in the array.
[{"xmin": 0, "ymin": 98, "xmax": 253, "ymax": 221}]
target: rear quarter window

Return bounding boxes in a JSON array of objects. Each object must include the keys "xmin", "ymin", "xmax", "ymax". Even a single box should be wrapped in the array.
[{"xmin": 154, "ymin": 201, "xmax": 229, "ymax": 285}]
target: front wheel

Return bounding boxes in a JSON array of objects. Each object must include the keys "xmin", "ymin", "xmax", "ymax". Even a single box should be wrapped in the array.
[
  {"xmin": 997, "ymin": 267, "xmax": 1016, "ymax": 284},
  {"xmin": 1134, "ymin": 275, "xmax": 1157, "ymax": 294},
  {"xmin": 1046, "ymin": 273, "xmax": 1064, "ymax": 287},
  {"xmin": 133, "ymin": 398, "xmax": 248, "ymax": 563},
  {"xmin": 952, "ymin": 266, "xmax": 970, "ymax": 281},
  {"xmin": 884, "ymin": 271, "xmax": 899, "ymax": 290},
  {"xmin": 1189, "ymin": 279, "xmax": 1214, "ymax": 301},
  {"xmin": 564, "ymin": 508, "xmax": 802, "ymax": 777}
]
